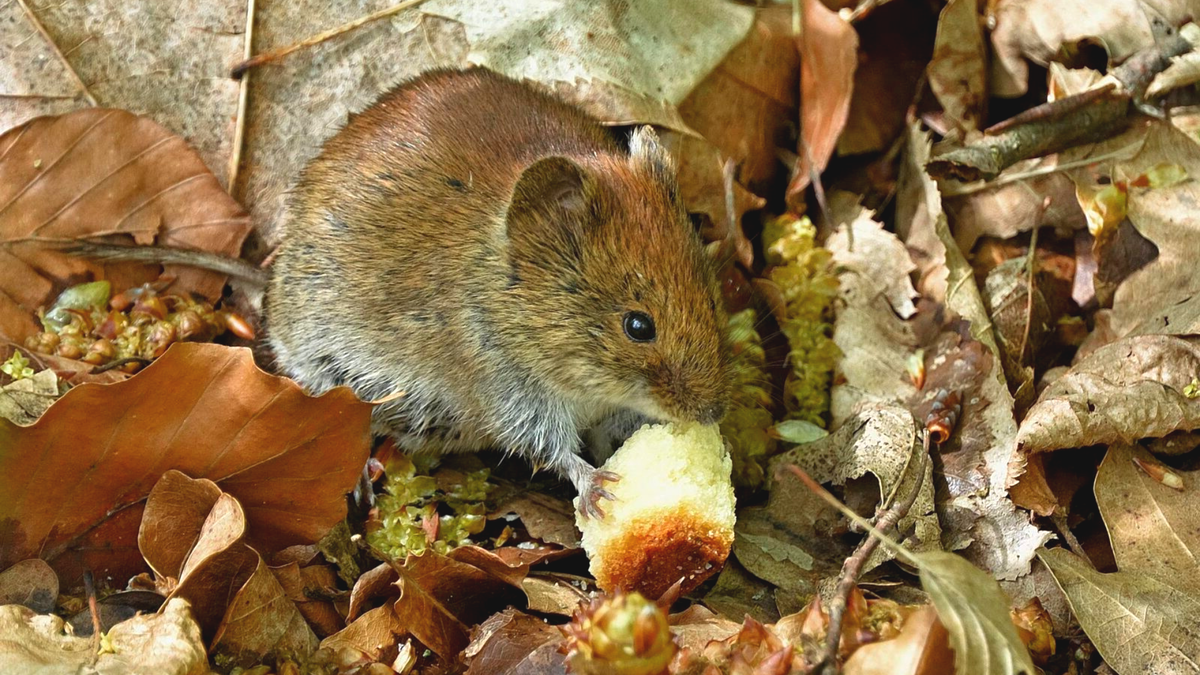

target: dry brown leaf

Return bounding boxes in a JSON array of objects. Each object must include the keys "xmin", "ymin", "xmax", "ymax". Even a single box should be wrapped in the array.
[
  {"xmin": 1040, "ymin": 442, "xmax": 1200, "ymax": 673},
  {"xmin": 1096, "ymin": 443, "xmax": 1200, "ymax": 582},
  {"xmin": 836, "ymin": 2, "xmax": 933, "ymax": 156},
  {"xmin": 770, "ymin": 405, "xmax": 941, "ymax": 573},
  {"xmin": 489, "ymin": 490, "xmax": 580, "ymax": 549},
  {"xmin": 843, "ymin": 605, "xmax": 954, "ymax": 675},
  {"xmin": 0, "ymin": 558, "xmax": 58, "ymax": 613},
  {"xmin": 789, "ymin": 0, "xmax": 858, "ymax": 207},
  {"xmin": 0, "ymin": 367, "xmax": 59, "ymax": 425},
  {"xmin": 990, "ymin": 0, "xmax": 1195, "ymax": 97},
  {"xmin": 896, "ymin": 122, "xmax": 1050, "ymax": 579},
  {"xmin": 211, "ymin": 556, "xmax": 320, "ymax": 668},
  {"xmin": 0, "ymin": 342, "xmax": 373, "ymax": 585},
  {"xmin": 1062, "ymin": 122, "xmax": 1200, "ymax": 336},
  {"xmin": 1017, "ymin": 335, "xmax": 1200, "ymax": 454},
  {"xmin": 678, "ymin": 5, "xmax": 798, "ymax": 194},
  {"xmin": 318, "ymin": 604, "xmax": 405, "ymax": 662},
  {"xmin": 0, "ymin": 1, "xmax": 242, "ymax": 185},
  {"xmin": 1042, "ymin": 547, "xmax": 1200, "ymax": 675},
  {"xmin": 928, "ymin": 0, "xmax": 987, "ymax": 134},
  {"xmin": 0, "ymin": 597, "xmax": 209, "ymax": 675},
  {"xmin": 0, "ymin": 109, "xmax": 251, "ymax": 343},
  {"xmin": 462, "ymin": 608, "xmax": 567, "ymax": 675},
  {"xmin": 392, "ymin": 546, "xmax": 530, "ymax": 659},
  {"xmin": 138, "ymin": 471, "xmax": 319, "ymax": 664},
  {"xmin": 944, "ymin": 162, "xmax": 1087, "ymax": 254}
]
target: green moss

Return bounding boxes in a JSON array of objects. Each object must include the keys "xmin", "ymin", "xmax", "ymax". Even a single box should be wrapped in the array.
[
  {"xmin": 763, "ymin": 215, "xmax": 840, "ymax": 427},
  {"xmin": 366, "ymin": 455, "xmax": 491, "ymax": 560}
]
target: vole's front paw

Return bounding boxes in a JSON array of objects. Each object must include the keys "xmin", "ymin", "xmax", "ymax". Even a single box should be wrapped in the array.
[{"xmin": 578, "ymin": 469, "xmax": 620, "ymax": 520}]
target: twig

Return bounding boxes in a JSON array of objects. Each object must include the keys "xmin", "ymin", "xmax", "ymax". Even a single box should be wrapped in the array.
[
  {"xmin": 230, "ymin": 0, "xmax": 430, "ymax": 78},
  {"xmin": 802, "ymin": 432, "xmax": 930, "ymax": 674},
  {"xmin": 227, "ymin": 0, "xmax": 255, "ymax": 192},
  {"xmin": 90, "ymin": 357, "xmax": 150, "ymax": 374},
  {"xmin": 1017, "ymin": 210, "xmax": 1044, "ymax": 364},
  {"xmin": 928, "ymin": 24, "xmax": 1192, "ymax": 182},
  {"xmin": 83, "ymin": 570, "xmax": 102, "ymax": 661},
  {"xmin": 16, "ymin": 0, "xmax": 97, "ymax": 106},
  {"xmin": 940, "ymin": 140, "xmax": 1144, "ymax": 197}
]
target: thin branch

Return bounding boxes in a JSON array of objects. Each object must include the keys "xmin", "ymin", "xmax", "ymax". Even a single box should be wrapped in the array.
[
  {"xmin": 230, "ymin": 0, "xmax": 430, "ymax": 77},
  {"xmin": 16, "ymin": 0, "xmax": 97, "ymax": 106},
  {"xmin": 810, "ymin": 432, "xmax": 930, "ymax": 674},
  {"xmin": 227, "ymin": 0, "xmax": 255, "ymax": 192}
]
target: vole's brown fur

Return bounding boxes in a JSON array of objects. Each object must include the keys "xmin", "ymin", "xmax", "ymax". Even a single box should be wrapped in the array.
[{"xmin": 81, "ymin": 68, "xmax": 733, "ymax": 515}]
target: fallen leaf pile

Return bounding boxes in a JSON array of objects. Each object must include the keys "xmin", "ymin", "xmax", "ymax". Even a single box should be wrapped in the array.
[{"xmin": 4, "ymin": 0, "xmax": 1200, "ymax": 673}]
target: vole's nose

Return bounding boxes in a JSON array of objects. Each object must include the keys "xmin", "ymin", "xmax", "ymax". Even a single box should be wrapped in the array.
[{"xmin": 696, "ymin": 402, "xmax": 726, "ymax": 425}]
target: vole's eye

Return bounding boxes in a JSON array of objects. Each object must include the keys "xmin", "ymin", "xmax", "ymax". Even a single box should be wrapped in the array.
[{"xmin": 622, "ymin": 311, "xmax": 656, "ymax": 342}]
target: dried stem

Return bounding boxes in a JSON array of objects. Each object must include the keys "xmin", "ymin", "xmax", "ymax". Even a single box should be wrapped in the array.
[
  {"xmin": 799, "ymin": 432, "xmax": 929, "ymax": 674},
  {"xmin": 16, "ymin": 0, "xmax": 97, "ymax": 106},
  {"xmin": 230, "ymin": 0, "xmax": 430, "ymax": 77},
  {"xmin": 928, "ymin": 24, "xmax": 1192, "ymax": 182},
  {"xmin": 227, "ymin": 0, "xmax": 256, "ymax": 192}
]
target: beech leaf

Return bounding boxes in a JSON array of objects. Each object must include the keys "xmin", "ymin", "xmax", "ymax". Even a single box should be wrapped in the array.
[
  {"xmin": 0, "ymin": 342, "xmax": 373, "ymax": 584},
  {"xmin": 0, "ymin": 108, "xmax": 251, "ymax": 343}
]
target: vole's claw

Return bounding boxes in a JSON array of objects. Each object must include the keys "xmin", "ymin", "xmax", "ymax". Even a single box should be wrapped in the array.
[{"xmin": 578, "ymin": 470, "xmax": 620, "ymax": 520}]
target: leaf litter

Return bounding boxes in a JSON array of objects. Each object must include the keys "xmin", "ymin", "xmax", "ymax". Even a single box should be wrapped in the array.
[{"xmin": 6, "ymin": 0, "xmax": 1200, "ymax": 673}]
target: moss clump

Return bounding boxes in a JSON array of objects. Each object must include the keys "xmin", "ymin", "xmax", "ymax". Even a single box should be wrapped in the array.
[
  {"xmin": 367, "ymin": 454, "xmax": 491, "ymax": 559},
  {"xmin": 762, "ymin": 214, "xmax": 840, "ymax": 427},
  {"xmin": 720, "ymin": 309, "xmax": 776, "ymax": 491}
]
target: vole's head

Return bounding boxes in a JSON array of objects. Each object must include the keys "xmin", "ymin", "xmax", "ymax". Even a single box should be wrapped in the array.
[{"xmin": 503, "ymin": 126, "xmax": 732, "ymax": 425}]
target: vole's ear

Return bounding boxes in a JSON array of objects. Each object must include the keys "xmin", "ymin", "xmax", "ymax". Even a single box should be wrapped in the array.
[
  {"xmin": 506, "ymin": 156, "xmax": 596, "ymax": 234},
  {"xmin": 629, "ymin": 125, "xmax": 678, "ymax": 200}
]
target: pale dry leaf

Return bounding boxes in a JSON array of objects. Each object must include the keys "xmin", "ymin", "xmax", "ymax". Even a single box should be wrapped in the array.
[
  {"xmin": 928, "ymin": 0, "xmax": 987, "ymax": 133},
  {"xmin": 0, "ymin": 558, "xmax": 58, "ymax": 613},
  {"xmin": 990, "ymin": 0, "xmax": 1197, "ymax": 97},
  {"xmin": 1062, "ymin": 122, "xmax": 1200, "ymax": 336},
  {"xmin": 1016, "ymin": 335, "xmax": 1200, "ymax": 453},
  {"xmin": 0, "ymin": 368, "xmax": 59, "ymax": 425},
  {"xmin": 899, "ymin": 122, "xmax": 1051, "ymax": 580},
  {"xmin": 0, "ymin": 0, "xmax": 243, "ymax": 186},
  {"xmin": 1096, "ymin": 443, "xmax": 1200, "ymax": 587},
  {"xmin": 828, "ymin": 208, "xmax": 919, "ymax": 319},
  {"xmin": 0, "ymin": 597, "xmax": 209, "ymax": 675},
  {"xmin": 1147, "ymin": 50, "xmax": 1200, "ymax": 98},
  {"xmin": 773, "ymin": 405, "xmax": 941, "ymax": 573},
  {"xmin": 1040, "ymin": 547, "xmax": 1200, "ymax": 675},
  {"xmin": 918, "ymin": 551, "xmax": 1037, "ymax": 675},
  {"xmin": 241, "ymin": 0, "xmax": 755, "ymax": 244},
  {"xmin": 827, "ymin": 207, "xmax": 921, "ymax": 424}
]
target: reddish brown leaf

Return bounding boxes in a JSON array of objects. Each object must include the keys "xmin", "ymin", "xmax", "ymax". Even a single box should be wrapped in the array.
[
  {"xmin": 789, "ymin": 0, "xmax": 858, "ymax": 208},
  {"xmin": 0, "ymin": 109, "xmax": 252, "ymax": 343},
  {"xmin": 211, "ymin": 556, "xmax": 319, "ymax": 668},
  {"xmin": 463, "ymin": 608, "xmax": 566, "ymax": 675},
  {"xmin": 319, "ymin": 604, "xmax": 405, "ymax": 662},
  {"xmin": 391, "ymin": 547, "xmax": 529, "ymax": 660},
  {"xmin": 0, "ymin": 342, "xmax": 373, "ymax": 585}
]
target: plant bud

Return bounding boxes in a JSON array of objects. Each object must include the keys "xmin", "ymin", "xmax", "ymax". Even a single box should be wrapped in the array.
[{"xmin": 562, "ymin": 591, "xmax": 675, "ymax": 675}]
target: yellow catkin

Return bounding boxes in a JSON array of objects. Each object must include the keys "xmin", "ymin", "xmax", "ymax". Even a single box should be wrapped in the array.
[{"xmin": 720, "ymin": 308, "xmax": 776, "ymax": 490}]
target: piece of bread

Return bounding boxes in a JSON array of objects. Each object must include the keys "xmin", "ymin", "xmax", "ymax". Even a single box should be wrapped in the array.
[{"xmin": 576, "ymin": 422, "xmax": 736, "ymax": 597}]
